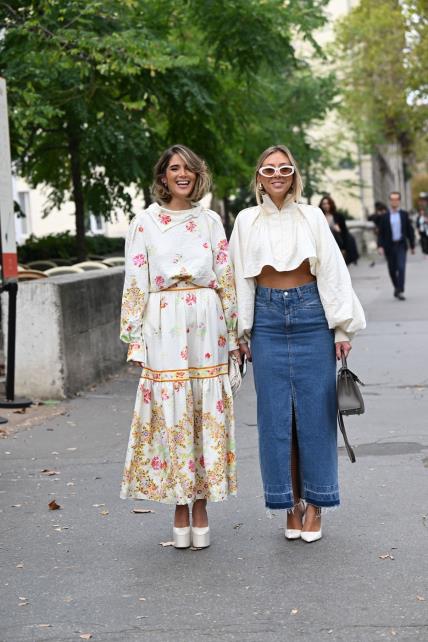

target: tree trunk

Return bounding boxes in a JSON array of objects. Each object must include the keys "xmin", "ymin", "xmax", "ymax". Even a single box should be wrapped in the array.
[
  {"xmin": 143, "ymin": 185, "xmax": 152, "ymax": 208},
  {"xmin": 67, "ymin": 129, "xmax": 86, "ymax": 261}
]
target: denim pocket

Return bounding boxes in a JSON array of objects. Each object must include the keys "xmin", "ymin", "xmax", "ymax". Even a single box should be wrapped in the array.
[
  {"xmin": 302, "ymin": 298, "xmax": 323, "ymax": 309},
  {"xmin": 255, "ymin": 296, "xmax": 272, "ymax": 310}
]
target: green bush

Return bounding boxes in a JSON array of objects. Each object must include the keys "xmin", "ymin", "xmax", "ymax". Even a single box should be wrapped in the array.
[{"xmin": 18, "ymin": 232, "xmax": 124, "ymax": 264}]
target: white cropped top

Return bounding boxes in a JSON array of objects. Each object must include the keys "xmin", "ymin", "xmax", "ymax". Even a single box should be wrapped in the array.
[{"xmin": 229, "ymin": 195, "xmax": 366, "ymax": 343}]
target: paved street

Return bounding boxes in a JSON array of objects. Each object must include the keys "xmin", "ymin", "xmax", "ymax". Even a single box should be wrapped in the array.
[{"xmin": 1, "ymin": 253, "xmax": 427, "ymax": 642}]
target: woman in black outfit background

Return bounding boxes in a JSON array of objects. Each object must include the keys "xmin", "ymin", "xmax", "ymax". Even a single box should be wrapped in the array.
[{"xmin": 319, "ymin": 195, "xmax": 359, "ymax": 265}]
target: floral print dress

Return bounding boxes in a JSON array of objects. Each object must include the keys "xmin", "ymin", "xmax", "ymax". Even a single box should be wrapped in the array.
[{"xmin": 120, "ymin": 202, "xmax": 239, "ymax": 504}]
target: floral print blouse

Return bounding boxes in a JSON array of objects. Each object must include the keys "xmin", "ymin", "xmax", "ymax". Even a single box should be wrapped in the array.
[{"xmin": 120, "ymin": 202, "xmax": 239, "ymax": 362}]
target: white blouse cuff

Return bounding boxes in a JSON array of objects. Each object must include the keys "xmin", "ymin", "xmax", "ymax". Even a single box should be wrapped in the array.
[
  {"xmin": 334, "ymin": 328, "xmax": 352, "ymax": 343},
  {"xmin": 127, "ymin": 342, "xmax": 147, "ymax": 364}
]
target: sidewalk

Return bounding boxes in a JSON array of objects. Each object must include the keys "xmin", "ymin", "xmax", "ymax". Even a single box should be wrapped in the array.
[{"xmin": 1, "ymin": 254, "xmax": 427, "ymax": 642}]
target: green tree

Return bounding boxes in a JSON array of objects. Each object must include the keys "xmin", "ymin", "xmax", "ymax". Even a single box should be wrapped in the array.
[
  {"xmin": 334, "ymin": 0, "xmax": 427, "ymax": 155},
  {"xmin": 1, "ymin": 0, "xmax": 335, "ymax": 254},
  {"xmin": 1, "ymin": 0, "xmax": 195, "ymax": 258}
]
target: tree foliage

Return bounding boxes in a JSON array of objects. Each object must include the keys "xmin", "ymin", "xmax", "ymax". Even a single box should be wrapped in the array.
[
  {"xmin": 334, "ymin": 0, "xmax": 428, "ymax": 154},
  {"xmin": 1, "ymin": 0, "xmax": 335, "ymax": 256}
]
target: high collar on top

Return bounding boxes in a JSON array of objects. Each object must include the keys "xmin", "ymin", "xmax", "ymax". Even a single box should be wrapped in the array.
[
  {"xmin": 259, "ymin": 194, "xmax": 297, "ymax": 216},
  {"xmin": 147, "ymin": 202, "xmax": 202, "ymax": 231}
]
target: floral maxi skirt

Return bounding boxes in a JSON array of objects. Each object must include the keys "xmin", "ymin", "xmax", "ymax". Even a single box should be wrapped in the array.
[{"xmin": 120, "ymin": 285, "xmax": 237, "ymax": 504}]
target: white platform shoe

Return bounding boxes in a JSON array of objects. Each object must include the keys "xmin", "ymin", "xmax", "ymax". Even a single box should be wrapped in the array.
[
  {"xmin": 173, "ymin": 526, "xmax": 191, "ymax": 548},
  {"xmin": 191, "ymin": 526, "xmax": 210, "ymax": 549}
]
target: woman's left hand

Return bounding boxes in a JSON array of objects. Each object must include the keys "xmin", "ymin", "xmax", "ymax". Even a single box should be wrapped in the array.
[
  {"xmin": 335, "ymin": 341, "xmax": 352, "ymax": 360},
  {"xmin": 229, "ymin": 349, "xmax": 242, "ymax": 365}
]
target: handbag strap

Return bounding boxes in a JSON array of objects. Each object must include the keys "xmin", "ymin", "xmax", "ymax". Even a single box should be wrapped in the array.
[
  {"xmin": 337, "ymin": 411, "xmax": 356, "ymax": 463},
  {"xmin": 340, "ymin": 354, "xmax": 365, "ymax": 386}
]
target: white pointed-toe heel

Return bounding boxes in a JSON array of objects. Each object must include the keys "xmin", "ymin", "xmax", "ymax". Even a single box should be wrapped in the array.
[
  {"xmin": 191, "ymin": 526, "xmax": 210, "ymax": 549},
  {"xmin": 285, "ymin": 501, "xmax": 304, "ymax": 540},
  {"xmin": 173, "ymin": 526, "xmax": 191, "ymax": 548},
  {"xmin": 300, "ymin": 528, "xmax": 322, "ymax": 543},
  {"xmin": 301, "ymin": 505, "xmax": 322, "ymax": 542}
]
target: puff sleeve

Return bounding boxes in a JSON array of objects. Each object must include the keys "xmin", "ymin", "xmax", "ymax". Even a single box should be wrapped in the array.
[
  {"xmin": 229, "ymin": 214, "xmax": 256, "ymax": 343},
  {"xmin": 313, "ymin": 208, "xmax": 366, "ymax": 342},
  {"xmin": 120, "ymin": 216, "xmax": 149, "ymax": 362},
  {"xmin": 208, "ymin": 212, "xmax": 239, "ymax": 351}
]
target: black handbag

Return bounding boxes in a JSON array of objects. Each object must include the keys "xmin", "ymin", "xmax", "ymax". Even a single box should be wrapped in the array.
[{"xmin": 337, "ymin": 355, "xmax": 365, "ymax": 463}]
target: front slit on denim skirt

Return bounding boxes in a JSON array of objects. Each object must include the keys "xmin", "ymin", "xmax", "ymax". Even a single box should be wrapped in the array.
[{"xmin": 251, "ymin": 281, "xmax": 339, "ymax": 510}]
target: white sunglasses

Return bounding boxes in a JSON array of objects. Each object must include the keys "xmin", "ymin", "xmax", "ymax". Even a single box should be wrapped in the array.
[{"xmin": 258, "ymin": 164, "xmax": 295, "ymax": 178}]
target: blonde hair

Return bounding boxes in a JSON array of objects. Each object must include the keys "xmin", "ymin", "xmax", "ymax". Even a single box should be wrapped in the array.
[
  {"xmin": 251, "ymin": 144, "xmax": 304, "ymax": 206},
  {"xmin": 151, "ymin": 144, "xmax": 211, "ymax": 205}
]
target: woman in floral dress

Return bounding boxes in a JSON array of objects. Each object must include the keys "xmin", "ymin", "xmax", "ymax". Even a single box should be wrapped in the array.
[{"xmin": 120, "ymin": 145, "xmax": 240, "ymax": 549}]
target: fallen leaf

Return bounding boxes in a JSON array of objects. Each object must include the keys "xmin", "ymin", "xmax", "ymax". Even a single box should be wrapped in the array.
[
  {"xmin": 11, "ymin": 504, "xmax": 22, "ymax": 508},
  {"xmin": 37, "ymin": 624, "xmax": 52, "ymax": 628},
  {"xmin": 67, "ymin": 447, "xmax": 77, "ymax": 451},
  {"xmin": 233, "ymin": 523, "xmax": 243, "ymax": 530},
  {"xmin": 139, "ymin": 597, "xmax": 146, "ymax": 601},
  {"xmin": 48, "ymin": 500, "xmax": 61, "ymax": 510},
  {"xmin": 378, "ymin": 553, "xmax": 394, "ymax": 560},
  {"xmin": 41, "ymin": 469, "xmax": 60, "ymax": 476},
  {"xmin": 13, "ymin": 408, "xmax": 26, "ymax": 414},
  {"xmin": 159, "ymin": 541, "xmax": 175, "ymax": 547},
  {"xmin": 100, "ymin": 510, "xmax": 109, "ymax": 516},
  {"xmin": 80, "ymin": 635, "xmax": 92, "ymax": 640},
  {"xmin": 291, "ymin": 608, "xmax": 299, "ymax": 615},
  {"xmin": 136, "ymin": 616, "xmax": 148, "ymax": 619},
  {"xmin": 16, "ymin": 563, "xmax": 24, "ymax": 568},
  {"xmin": 416, "ymin": 595, "xmax": 425, "ymax": 601},
  {"xmin": 132, "ymin": 508, "xmax": 154, "ymax": 514},
  {"xmin": 92, "ymin": 504, "xmax": 105, "ymax": 508}
]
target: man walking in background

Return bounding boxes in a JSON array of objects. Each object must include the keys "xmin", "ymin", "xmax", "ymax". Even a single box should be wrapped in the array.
[{"xmin": 378, "ymin": 191, "xmax": 415, "ymax": 300}]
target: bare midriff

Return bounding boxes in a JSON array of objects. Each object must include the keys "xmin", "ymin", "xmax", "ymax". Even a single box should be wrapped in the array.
[{"xmin": 256, "ymin": 260, "xmax": 316, "ymax": 289}]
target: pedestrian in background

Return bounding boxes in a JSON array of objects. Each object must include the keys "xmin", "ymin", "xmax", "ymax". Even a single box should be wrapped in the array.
[
  {"xmin": 368, "ymin": 201, "xmax": 388, "ymax": 237},
  {"xmin": 120, "ymin": 144, "xmax": 240, "ymax": 549},
  {"xmin": 319, "ymin": 195, "xmax": 359, "ymax": 265},
  {"xmin": 377, "ymin": 191, "xmax": 415, "ymax": 300},
  {"xmin": 230, "ymin": 144, "xmax": 365, "ymax": 543}
]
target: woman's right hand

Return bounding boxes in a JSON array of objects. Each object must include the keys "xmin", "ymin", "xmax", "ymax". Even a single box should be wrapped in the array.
[
  {"xmin": 239, "ymin": 342, "xmax": 252, "ymax": 362},
  {"xmin": 131, "ymin": 361, "xmax": 144, "ymax": 368}
]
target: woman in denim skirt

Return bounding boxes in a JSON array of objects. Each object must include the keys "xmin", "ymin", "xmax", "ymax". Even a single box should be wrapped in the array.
[{"xmin": 230, "ymin": 145, "xmax": 366, "ymax": 542}]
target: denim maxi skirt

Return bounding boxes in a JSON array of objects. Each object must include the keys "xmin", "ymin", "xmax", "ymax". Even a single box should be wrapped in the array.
[{"xmin": 251, "ymin": 282, "xmax": 339, "ymax": 510}]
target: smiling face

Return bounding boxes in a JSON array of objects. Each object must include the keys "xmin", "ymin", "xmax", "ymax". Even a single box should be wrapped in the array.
[
  {"xmin": 258, "ymin": 150, "xmax": 294, "ymax": 204},
  {"xmin": 163, "ymin": 153, "xmax": 197, "ymax": 203}
]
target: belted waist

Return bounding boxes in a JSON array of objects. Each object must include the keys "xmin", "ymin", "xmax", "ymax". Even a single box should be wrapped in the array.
[{"xmin": 150, "ymin": 283, "xmax": 209, "ymax": 293}]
